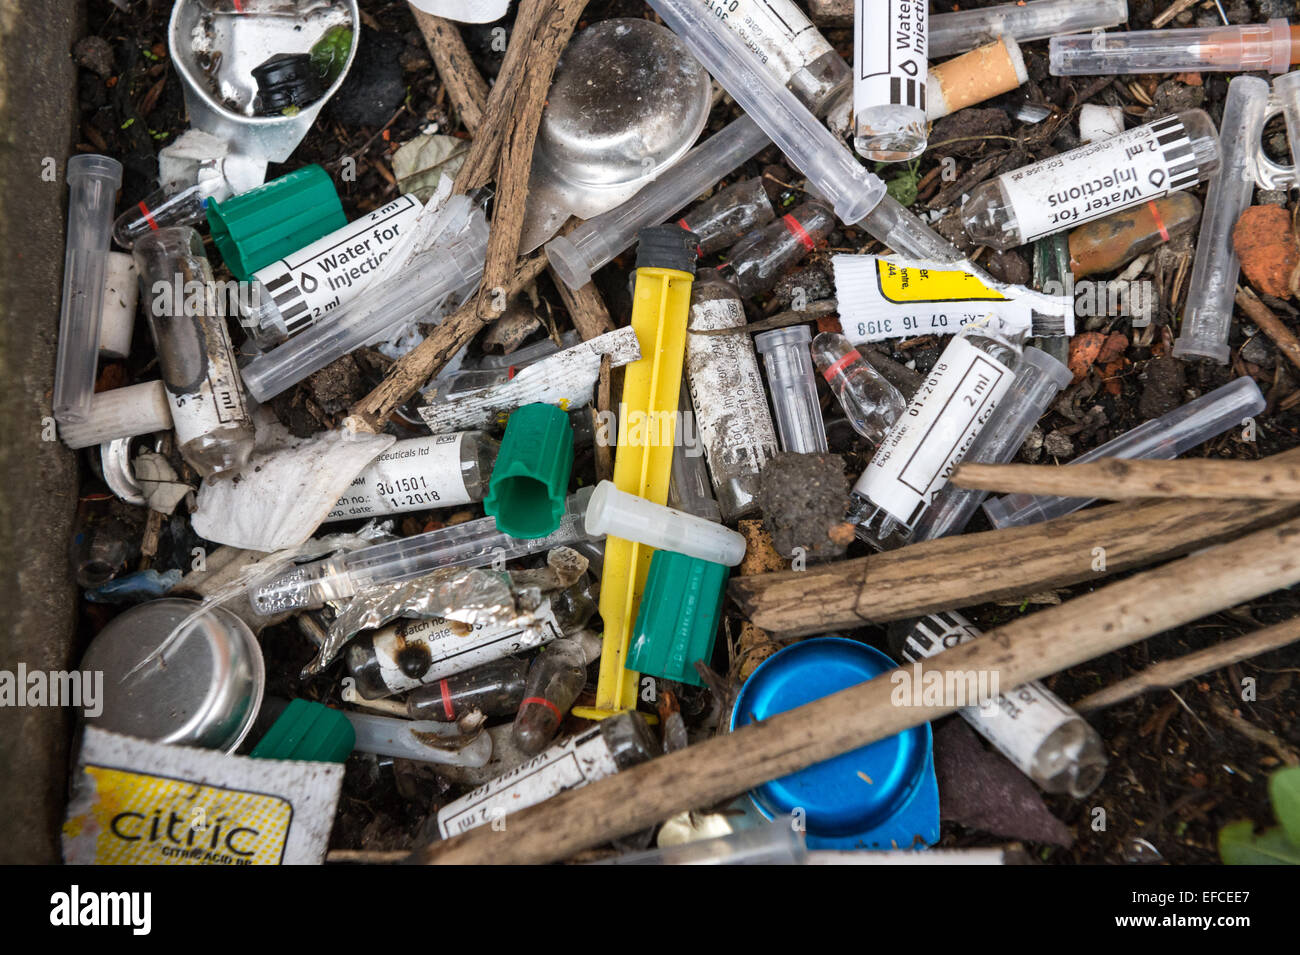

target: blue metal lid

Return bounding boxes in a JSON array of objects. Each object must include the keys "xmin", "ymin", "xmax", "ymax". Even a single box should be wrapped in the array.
[{"xmin": 731, "ymin": 637, "xmax": 940, "ymax": 850}]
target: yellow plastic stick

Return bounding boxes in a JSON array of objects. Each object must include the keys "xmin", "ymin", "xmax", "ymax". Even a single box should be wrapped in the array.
[{"xmin": 571, "ymin": 265, "xmax": 694, "ymax": 720}]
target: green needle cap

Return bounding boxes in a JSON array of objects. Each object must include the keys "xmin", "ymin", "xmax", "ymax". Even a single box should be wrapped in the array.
[
  {"xmin": 205, "ymin": 164, "xmax": 346, "ymax": 280},
  {"xmin": 484, "ymin": 403, "xmax": 575, "ymax": 539},
  {"xmin": 628, "ymin": 549, "xmax": 729, "ymax": 686},
  {"xmin": 250, "ymin": 698, "xmax": 354, "ymax": 763}
]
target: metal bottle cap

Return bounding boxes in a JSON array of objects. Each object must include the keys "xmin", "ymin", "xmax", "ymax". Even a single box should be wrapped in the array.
[
  {"xmin": 731, "ymin": 637, "xmax": 940, "ymax": 850},
  {"xmin": 81, "ymin": 597, "xmax": 265, "ymax": 753}
]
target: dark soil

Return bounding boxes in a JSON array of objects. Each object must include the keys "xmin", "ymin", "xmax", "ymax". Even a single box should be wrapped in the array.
[{"xmin": 78, "ymin": 0, "xmax": 1300, "ymax": 864}]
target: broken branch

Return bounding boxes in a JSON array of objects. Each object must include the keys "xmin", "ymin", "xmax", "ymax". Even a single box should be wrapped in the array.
[
  {"xmin": 729, "ymin": 490, "xmax": 1300, "ymax": 637},
  {"xmin": 1075, "ymin": 615, "xmax": 1300, "ymax": 713},
  {"xmin": 407, "ymin": 514, "xmax": 1300, "ymax": 863},
  {"xmin": 950, "ymin": 456, "xmax": 1300, "ymax": 501}
]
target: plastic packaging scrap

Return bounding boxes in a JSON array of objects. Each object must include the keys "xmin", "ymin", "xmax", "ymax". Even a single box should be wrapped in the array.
[
  {"xmin": 419, "ymin": 327, "xmax": 642, "ymax": 433},
  {"xmin": 308, "ymin": 564, "xmax": 520, "ymax": 676},
  {"xmin": 191, "ymin": 424, "xmax": 395, "ymax": 551}
]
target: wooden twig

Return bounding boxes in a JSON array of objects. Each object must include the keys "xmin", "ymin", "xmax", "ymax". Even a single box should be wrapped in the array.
[
  {"xmin": 729, "ymin": 492, "xmax": 1300, "ymax": 637},
  {"xmin": 1236, "ymin": 287, "xmax": 1300, "ymax": 376},
  {"xmin": 950, "ymin": 457, "xmax": 1298, "ymax": 502},
  {"xmin": 406, "ymin": 515, "xmax": 1300, "ymax": 864},
  {"xmin": 410, "ymin": 9, "xmax": 490, "ymax": 136},
  {"xmin": 1075, "ymin": 615, "xmax": 1300, "ymax": 712},
  {"xmin": 474, "ymin": 0, "xmax": 589, "ymax": 326},
  {"xmin": 1153, "ymin": 0, "xmax": 1205, "ymax": 29},
  {"xmin": 551, "ymin": 276, "xmax": 617, "ymax": 481},
  {"xmin": 345, "ymin": 254, "xmax": 549, "ymax": 433},
  {"xmin": 449, "ymin": 0, "xmax": 552, "ymax": 194},
  {"xmin": 1209, "ymin": 697, "xmax": 1300, "ymax": 766}
]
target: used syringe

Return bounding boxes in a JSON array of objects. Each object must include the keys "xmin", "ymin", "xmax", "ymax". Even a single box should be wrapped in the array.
[
  {"xmin": 909, "ymin": 346, "xmax": 1071, "ymax": 541},
  {"xmin": 645, "ymin": 0, "xmax": 886, "ymax": 226},
  {"xmin": 1172, "ymin": 76, "xmax": 1269, "ymax": 365},
  {"xmin": 250, "ymin": 487, "xmax": 597, "ymax": 615},
  {"xmin": 929, "ymin": 0, "xmax": 1129, "ymax": 59},
  {"xmin": 240, "ymin": 198, "xmax": 488, "ymax": 403},
  {"xmin": 1050, "ymin": 19, "xmax": 1299, "ymax": 75},
  {"xmin": 982, "ymin": 375, "xmax": 1265, "ymax": 529}
]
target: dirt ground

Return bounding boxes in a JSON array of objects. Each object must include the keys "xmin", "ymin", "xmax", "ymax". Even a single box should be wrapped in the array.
[{"xmin": 77, "ymin": 0, "xmax": 1300, "ymax": 863}]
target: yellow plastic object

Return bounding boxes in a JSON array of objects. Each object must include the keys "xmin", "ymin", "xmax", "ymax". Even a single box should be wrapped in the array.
[{"xmin": 571, "ymin": 265, "xmax": 694, "ymax": 721}]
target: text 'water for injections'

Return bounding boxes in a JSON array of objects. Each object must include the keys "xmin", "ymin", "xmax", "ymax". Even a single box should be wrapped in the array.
[
  {"xmin": 967, "ymin": 113, "xmax": 1209, "ymax": 247},
  {"xmin": 250, "ymin": 194, "xmax": 421, "ymax": 340}
]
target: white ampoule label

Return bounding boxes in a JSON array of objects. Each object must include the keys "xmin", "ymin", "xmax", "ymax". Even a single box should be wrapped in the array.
[
  {"xmin": 437, "ymin": 725, "xmax": 618, "ymax": 837},
  {"xmin": 325, "ymin": 432, "xmax": 470, "ymax": 522},
  {"xmin": 686, "ymin": 299, "xmax": 779, "ymax": 488},
  {"xmin": 372, "ymin": 600, "xmax": 561, "ymax": 695},
  {"xmin": 166, "ymin": 319, "xmax": 249, "ymax": 447},
  {"xmin": 252, "ymin": 194, "xmax": 422, "ymax": 336},
  {"xmin": 855, "ymin": 335, "xmax": 1013, "ymax": 525},
  {"xmin": 901, "ymin": 611, "xmax": 1084, "ymax": 778},
  {"xmin": 703, "ymin": 0, "xmax": 834, "ymax": 86},
  {"xmin": 833, "ymin": 255, "xmax": 1036, "ymax": 344},
  {"xmin": 1001, "ymin": 115, "xmax": 1199, "ymax": 243},
  {"xmin": 854, "ymin": 0, "xmax": 927, "ymax": 116}
]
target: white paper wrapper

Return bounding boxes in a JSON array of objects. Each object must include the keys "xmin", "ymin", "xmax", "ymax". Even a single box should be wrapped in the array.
[{"xmin": 191, "ymin": 426, "xmax": 394, "ymax": 552}]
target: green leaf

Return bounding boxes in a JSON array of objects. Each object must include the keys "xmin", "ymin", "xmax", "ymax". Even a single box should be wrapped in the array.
[
  {"xmin": 1218, "ymin": 820, "xmax": 1300, "ymax": 865},
  {"xmin": 1269, "ymin": 766, "xmax": 1300, "ymax": 847}
]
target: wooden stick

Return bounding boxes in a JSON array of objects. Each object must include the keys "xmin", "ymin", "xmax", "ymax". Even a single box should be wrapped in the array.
[
  {"xmin": 475, "ymin": 0, "xmax": 588, "ymax": 327},
  {"xmin": 1074, "ymin": 615, "xmax": 1300, "ymax": 712},
  {"xmin": 1152, "ymin": 0, "xmax": 1204, "ymax": 29},
  {"xmin": 1209, "ymin": 696, "xmax": 1300, "ymax": 766},
  {"xmin": 950, "ymin": 457, "xmax": 1300, "ymax": 501},
  {"xmin": 729, "ymin": 493, "xmax": 1300, "ymax": 637},
  {"xmin": 407, "ymin": 514, "xmax": 1300, "ymax": 863},
  {"xmin": 410, "ymin": 8, "xmax": 490, "ymax": 135},
  {"xmin": 551, "ymin": 276, "xmax": 617, "ymax": 480},
  {"xmin": 1236, "ymin": 287, "xmax": 1300, "ymax": 376},
  {"xmin": 449, "ymin": 0, "xmax": 552, "ymax": 193},
  {"xmin": 346, "ymin": 254, "xmax": 549, "ymax": 433}
]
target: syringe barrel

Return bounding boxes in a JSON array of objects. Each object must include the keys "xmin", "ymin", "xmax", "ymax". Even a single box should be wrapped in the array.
[
  {"xmin": 240, "ymin": 211, "xmax": 489, "ymax": 402},
  {"xmin": 1050, "ymin": 20, "xmax": 1295, "ymax": 76},
  {"xmin": 1172, "ymin": 76, "xmax": 1270, "ymax": 365},
  {"xmin": 55, "ymin": 154, "xmax": 123, "ymax": 423},
  {"xmin": 754, "ymin": 325, "xmax": 829, "ymax": 455},
  {"xmin": 912, "ymin": 347, "xmax": 1071, "ymax": 541},
  {"xmin": 982, "ymin": 376, "xmax": 1265, "ymax": 529},
  {"xmin": 546, "ymin": 116, "xmax": 771, "ymax": 291},
  {"xmin": 249, "ymin": 488, "xmax": 598, "ymax": 616},
  {"xmin": 644, "ymin": 0, "xmax": 886, "ymax": 225},
  {"xmin": 929, "ymin": 0, "xmax": 1128, "ymax": 59}
]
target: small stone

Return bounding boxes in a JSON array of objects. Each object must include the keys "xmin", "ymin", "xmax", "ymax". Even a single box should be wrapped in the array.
[
  {"xmin": 981, "ymin": 250, "xmax": 1030, "ymax": 286},
  {"xmin": 1239, "ymin": 334, "xmax": 1275, "ymax": 369},
  {"xmin": 1042, "ymin": 430, "xmax": 1074, "ymax": 459},
  {"xmin": 74, "ymin": 36, "xmax": 114, "ymax": 78},
  {"xmin": 1258, "ymin": 189, "xmax": 1289, "ymax": 207},
  {"xmin": 1233, "ymin": 205, "xmax": 1298, "ymax": 299},
  {"xmin": 1019, "ymin": 424, "xmax": 1044, "ymax": 463},
  {"xmin": 757, "ymin": 452, "xmax": 851, "ymax": 562},
  {"xmin": 1151, "ymin": 81, "xmax": 1204, "ymax": 116},
  {"xmin": 1139, "ymin": 356, "xmax": 1186, "ymax": 419}
]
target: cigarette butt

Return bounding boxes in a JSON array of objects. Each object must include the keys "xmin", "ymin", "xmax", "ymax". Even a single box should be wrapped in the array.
[{"xmin": 927, "ymin": 36, "xmax": 1028, "ymax": 121}]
